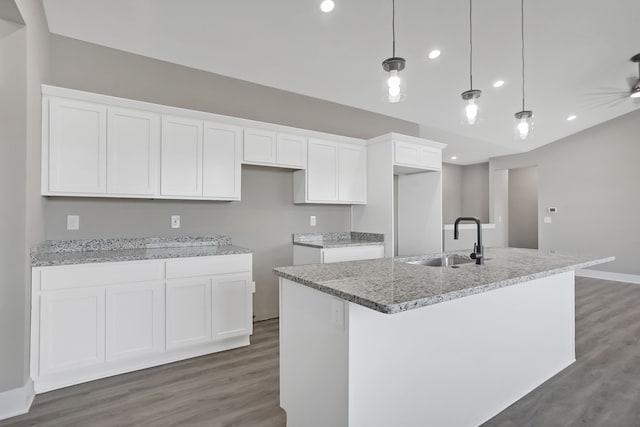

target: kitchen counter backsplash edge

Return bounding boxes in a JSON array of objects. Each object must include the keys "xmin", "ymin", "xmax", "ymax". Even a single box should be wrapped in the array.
[{"xmin": 30, "ymin": 236, "xmax": 253, "ymax": 267}]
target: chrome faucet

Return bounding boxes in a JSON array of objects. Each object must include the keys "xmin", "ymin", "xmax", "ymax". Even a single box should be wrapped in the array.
[{"xmin": 453, "ymin": 217, "xmax": 484, "ymax": 265}]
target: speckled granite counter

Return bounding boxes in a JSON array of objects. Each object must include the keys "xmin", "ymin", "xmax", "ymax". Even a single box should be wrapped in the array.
[
  {"xmin": 292, "ymin": 232, "xmax": 384, "ymax": 249},
  {"xmin": 31, "ymin": 236, "xmax": 252, "ymax": 267},
  {"xmin": 274, "ymin": 247, "xmax": 613, "ymax": 314}
]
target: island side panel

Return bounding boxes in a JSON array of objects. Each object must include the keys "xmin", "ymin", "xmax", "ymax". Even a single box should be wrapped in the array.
[
  {"xmin": 279, "ymin": 279, "xmax": 349, "ymax": 427},
  {"xmin": 347, "ymin": 271, "xmax": 575, "ymax": 427}
]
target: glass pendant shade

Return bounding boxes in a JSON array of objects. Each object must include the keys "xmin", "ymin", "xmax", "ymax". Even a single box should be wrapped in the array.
[
  {"xmin": 320, "ymin": 0, "xmax": 334, "ymax": 13},
  {"xmin": 461, "ymin": 89, "xmax": 481, "ymax": 124},
  {"xmin": 382, "ymin": 57, "xmax": 406, "ymax": 103},
  {"xmin": 514, "ymin": 110, "xmax": 534, "ymax": 140}
]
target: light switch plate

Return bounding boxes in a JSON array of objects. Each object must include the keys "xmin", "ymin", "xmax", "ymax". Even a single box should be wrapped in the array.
[
  {"xmin": 171, "ymin": 215, "xmax": 181, "ymax": 229},
  {"xmin": 66, "ymin": 215, "xmax": 80, "ymax": 230},
  {"xmin": 310, "ymin": 216, "xmax": 317, "ymax": 227}
]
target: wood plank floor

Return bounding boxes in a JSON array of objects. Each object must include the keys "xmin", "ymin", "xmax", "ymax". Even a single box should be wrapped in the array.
[{"xmin": 2, "ymin": 277, "xmax": 639, "ymax": 427}]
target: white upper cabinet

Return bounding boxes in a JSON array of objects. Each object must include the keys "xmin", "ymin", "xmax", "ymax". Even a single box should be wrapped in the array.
[
  {"xmin": 106, "ymin": 107, "xmax": 160, "ymax": 196},
  {"xmin": 160, "ymin": 116, "xmax": 203, "ymax": 197},
  {"xmin": 203, "ymin": 122, "xmax": 242, "ymax": 200},
  {"xmin": 243, "ymin": 128, "xmax": 276, "ymax": 164},
  {"xmin": 46, "ymin": 98, "xmax": 107, "ymax": 194},
  {"xmin": 294, "ymin": 138, "xmax": 366, "ymax": 204},
  {"xmin": 276, "ymin": 133, "xmax": 307, "ymax": 168},
  {"xmin": 306, "ymin": 138, "xmax": 339, "ymax": 202},
  {"xmin": 41, "ymin": 86, "xmax": 366, "ymax": 203},
  {"xmin": 338, "ymin": 143, "xmax": 366, "ymax": 203},
  {"xmin": 243, "ymin": 128, "xmax": 307, "ymax": 169},
  {"xmin": 394, "ymin": 140, "xmax": 442, "ymax": 171}
]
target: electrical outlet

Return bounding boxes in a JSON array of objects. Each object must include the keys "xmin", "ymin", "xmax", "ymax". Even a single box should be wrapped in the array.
[
  {"xmin": 310, "ymin": 216, "xmax": 317, "ymax": 227},
  {"xmin": 67, "ymin": 215, "xmax": 80, "ymax": 230},
  {"xmin": 171, "ymin": 215, "xmax": 181, "ymax": 229}
]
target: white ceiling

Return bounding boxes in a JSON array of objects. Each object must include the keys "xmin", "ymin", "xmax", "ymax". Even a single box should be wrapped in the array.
[{"xmin": 42, "ymin": 0, "xmax": 640, "ymax": 164}]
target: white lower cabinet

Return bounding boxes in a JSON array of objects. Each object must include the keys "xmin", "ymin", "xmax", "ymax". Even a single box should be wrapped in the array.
[
  {"xmin": 39, "ymin": 288, "xmax": 106, "ymax": 376},
  {"xmin": 31, "ymin": 254, "xmax": 254, "ymax": 393},
  {"xmin": 212, "ymin": 273, "xmax": 253, "ymax": 340},
  {"xmin": 105, "ymin": 281, "xmax": 165, "ymax": 361},
  {"xmin": 166, "ymin": 278, "xmax": 213, "ymax": 349}
]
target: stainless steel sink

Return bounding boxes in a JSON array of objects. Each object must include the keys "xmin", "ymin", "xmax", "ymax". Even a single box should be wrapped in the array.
[{"xmin": 405, "ymin": 254, "xmax": 474, "ymax": 267}]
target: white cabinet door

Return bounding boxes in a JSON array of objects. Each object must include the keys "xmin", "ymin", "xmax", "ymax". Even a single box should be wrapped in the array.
[
  {"xmin": 161, "ymin": 116, "xmax": 203, "ymax": 197},
  {"xmin": 243, "ymin": 128, "xmax": 276, "ymax": 164},
  {"xmin": 394, "ymin": 141, "xmax": 441, "ymax": 171},
  {"xmin": 47, "ymin": 98, "xmax": 107, "ymax": 194},
  {"xmin": 203, "ymin": 122, "xmax": 242, "ymax": 199},
  {"xmin": 107, "ymin": 107, "xmax": 160, "ymax": 195},
  {"xmin": 419, "ymin": 146, "xmax": 442, "ymax": 170},
  {"xmin": 105, "ymin": 282, "xmax": 164, "ymax": 361},
  {"xmin": 166, "ymin": 278, "xmax": 212, "ymax": 349},
  {"xmin": 338, "ymin": 143, "xmax": 366, "ymax": 203},
  {"xmin": 307, "ymin": 139, "xmax": 339, "ymax": 202},
  {"xmin": 39, "ymin": 288, "xmax": 105, "ymax": 375},
  {"xmin": 276, "ymin": 133, "xmax": 307, "ymax": 168},
  {"xmin": 212, "ymin": 273, "xmax": 253, "ymax": 340}
]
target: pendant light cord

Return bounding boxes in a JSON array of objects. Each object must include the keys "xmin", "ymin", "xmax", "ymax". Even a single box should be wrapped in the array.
[
  {"xmin": 469, "ymin": 0, "xmax": 473, "ymax": 89},
  {"xmin": 521, "ymin": 0, "xmax": 525, "ymax": 111},
  {"xmin": 392, "ymin": 0, "xmax": 396, "ymax": 57}
]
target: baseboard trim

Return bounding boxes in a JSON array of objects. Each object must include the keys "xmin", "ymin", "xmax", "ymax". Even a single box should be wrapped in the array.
[
  {"xmin": 576, "ymin": 269, "xmax": 640, "ymax": 285},
  {"xmin": 0, "ymin": 378, "xmax": 35, "ymax": 421}
]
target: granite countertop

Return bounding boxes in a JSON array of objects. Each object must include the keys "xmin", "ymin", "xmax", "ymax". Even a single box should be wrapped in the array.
[
  {"xmin": 273, "ymin": 247, "xmax": 614, "ymax": 314},
  {"xmin": 292, "ymin": 232, "xmax": 384, "ymax": 249},
  {"xmin": 31, "ymin": 236, "xmax": 252, "ymax": 267}
]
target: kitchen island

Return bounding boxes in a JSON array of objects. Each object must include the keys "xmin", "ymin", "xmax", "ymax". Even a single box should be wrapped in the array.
[{"xmin": 273, "ymin": 248, "xmax": 613, "ymax": 427}]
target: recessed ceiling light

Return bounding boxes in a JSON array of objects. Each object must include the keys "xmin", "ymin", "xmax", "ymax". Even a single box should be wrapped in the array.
[
  {"xmin": 428, "ymin": 49, "xmax": 441, "ymax": 59},
  {"xmin": 567, "ymin": 115, "xmax": 577, "ymax": 121},
  {"xmin": 450, "ymin": 156, "xmax": 457, "ymax": 160},
  {"xmin": 320, "ymin": 0, "xmax": 334, "ymax": 13},
  {"xmin": 493, "ymin": 80, "xmax": 505, "ymax": 88}
]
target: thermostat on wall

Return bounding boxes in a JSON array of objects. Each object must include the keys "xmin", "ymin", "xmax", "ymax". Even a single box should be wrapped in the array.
[{"xmin": 548, "ymin": 207, "xmax": 558, "ymax": 214}]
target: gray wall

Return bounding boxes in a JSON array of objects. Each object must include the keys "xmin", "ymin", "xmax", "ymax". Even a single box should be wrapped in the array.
[
  {"xmin": 0, "ymin": 0, "xmax": 50, "ymax": 394},
  {"xmin": 508, "ymin": 166, "xmax": 539, "ymax": 249},
  {"xmin": 491, "ymin": 108, "xmax": 640, "ymax": 275},
  {"xmin": 50, "ymin": 35, "xmax": 419, "ymax": 140},
  {"xmin": 462, "ymin": 163, "xmax": 489, "ymax": 223},
  {"xmin": 0, "ymin": 17, "xmax": 27, "ymax": 393},
  {"xmin": 47, "ymin": 35, "xmax": 419, "ymax": 320},
  {"xmin": 442, "ymin": 163, "xmax": 463, "ymax": 224},
  {"xmin": 442, "ymin": 162, "xmax": 489, "ymax": 224}
]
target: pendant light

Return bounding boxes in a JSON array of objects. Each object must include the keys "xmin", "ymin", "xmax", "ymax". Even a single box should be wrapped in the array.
[
  {"xmin": 320, "ymin": 0, "xmax": 334, "ymax": 13},
  {"xmin": 514, "ymin": 0, "xmax": 533, "ymax": 140},
  {"xmin": 382, "ymin": 0, "xmax": 406, "ymax": 103},
  {"xmin": 461, "ymin": 0, "xmax": 481, "ymax": 125}
]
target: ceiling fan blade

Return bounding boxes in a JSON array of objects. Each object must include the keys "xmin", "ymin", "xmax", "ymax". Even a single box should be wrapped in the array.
[
  {"xmin": 582, "ymin": 91, "xmax": 629, "ymax": 97},
  {"xmin": 579, "ymin": 95, "xmax": 627, "ymax": 109},
  {"xmin": 604, "ymin": 98, "xmax": 630, "ymax": 108}
]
